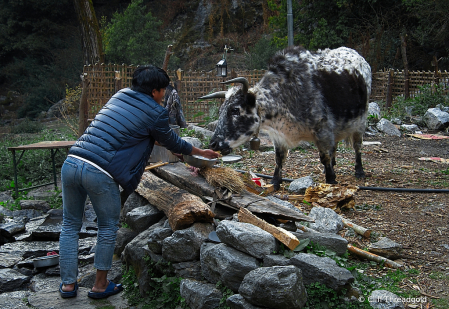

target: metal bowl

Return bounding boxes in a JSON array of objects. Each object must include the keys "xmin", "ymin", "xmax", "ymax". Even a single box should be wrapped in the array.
[
  {"xmin": 183, "ymin": 155, "xmax": 217, "ymax": 168},
  {"xmin": 33, "ymin": 255, "xmax": 59, "ymax": 268}
]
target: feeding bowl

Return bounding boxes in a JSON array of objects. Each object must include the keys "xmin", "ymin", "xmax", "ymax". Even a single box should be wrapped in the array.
[
  {"xmin": 33, "ymin": 254, "xmax": 59, "ymax": 268},
  {"xmin": 183, "ymin": 155, "xmax": 218, "ymax": 168}
]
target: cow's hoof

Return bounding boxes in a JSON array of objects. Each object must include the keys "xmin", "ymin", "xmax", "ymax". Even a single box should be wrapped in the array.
[
  {"xmin": 270, "ymin": 181, "xmax": 281, "ymax": 191},
  {"xmin": 355, "ymin": 172, "xmax": 366, "ymax": 179},
  {"xmin": 326, "ymin": 179, "xmax": 338, "ymax": 184}
]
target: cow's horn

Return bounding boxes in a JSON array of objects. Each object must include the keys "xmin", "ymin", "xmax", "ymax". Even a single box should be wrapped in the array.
[
  {"xmin": 221, "ymin": 77, "xmax": 249, "ymax": 94},
  {"xmin": 198, "ymin": 91, "xmax": 227, "ymax": 100}
]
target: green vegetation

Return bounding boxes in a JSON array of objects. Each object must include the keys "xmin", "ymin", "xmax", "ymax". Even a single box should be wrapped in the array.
[
  {"xmin": 101, "ymin": 0, "xmax": 171, "ymax": 67},
  {"xmin": 383, "ymin": 83, "xmax": 449, "ymax": 120},
  {"xmin": 245, "ymin": 36, "xmax": 280, "ymax": 70},
  {"xmin": 0, "ymin": 125, "xmax": 76, "ymax": 193},
  {"xmin": 122, "ymin": 257, "xmax": 187, "ymax": 309}
]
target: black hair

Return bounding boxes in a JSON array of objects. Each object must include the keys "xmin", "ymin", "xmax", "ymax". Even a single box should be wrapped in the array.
[{"xmin": 131, "ymin": 65, "xmax": 170, "ymax": 97}]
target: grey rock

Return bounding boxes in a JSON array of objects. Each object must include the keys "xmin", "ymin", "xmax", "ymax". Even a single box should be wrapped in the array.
[
  {"xmin": 162, "ymin": 223, "xmax": 213, "ymax": 263},
  {"xmin": 0, "ymin": 220, "xmax": 26, "ymax": 238},
  {"xmin": 28, "ymin": 287, "xmax": 128, "ymax": 309},
  {"xmin": 308, "ymin": 206, "xmax": 344, "ymax": 234},
  {"xmin": 0, "ymin": 237, "xmax": 96, "ymax": 259},
  {"xmin": 0, "ymin": 268, "xmax": 30, "ymax": 293},
  {"xmin": 114, "ymin": 227, "xmax": 138, "ymax": 255},
  {"xmin": 289, "ymin": 253, "xmax": 354, "ymax": 291},
  {"xmin": 288, "ymin": 176, "xmax": 315, "ymax": 194},
  {"xmin": 216, "ymin": 220, "xmax": 277, "ymax": 259},
  {"xmin": 187, "ymin": 124, "xmax": 214, "ymax": 139},
  {"xmin": 391, "ymin": 118, "xmax": 401, "ymax": 125},
  {"xmin": 29, "ymin": 273, "xmax": 60, "ymax": 292},
  {"xmin": 125, "ymin": 204, "xmax": 164, "ymax": 233},
  {"xmin": 121, "ymin": 219, "xmax": 165, "ymax": 296},
  {"xmin": 44, "ymin": 265, "xmax": 60, "ymax": 276},
  {"xmin": 227, "ymin": 294, "xmax": 265, "ymax": 309},
  {"xmin": 239, "ymin": 266, "xmax": 307, "ymax": 309},
  {"xmin": 205, "ymin": 120, "xmax": 218, "ymax": 132},
  {"xmin": 120, "ymin": 191, "xmax": 149, "ymax": 221},
  {"xmin": 263, "ymin": 254, "xmax": 290, "ymax": 267},
  {"xmin": 0, "ymin": 205, "xmax": 13, "ymax": 218},
  {"xmin": 200, "ymin": 243, "xmax": 259, "ymax": 292},
  {"xmin": 368, "ymin": 102, "xmax": 381, "ymax": 120},
  {"xmin": 423, "ymin": 108, "xmax": 449, "ymax": 130},
  {"xmin": 147, "ymin": 227, "xmax": 173, "ymax": 254},
  {"xmin": 400, "ymin": 124, "xmax": 419, "ymax": 132},
  {"xmin": 376, "ymin": 118, "xmax": 401, "ymax": 136},
  {"xmin": 172, "ymin": 260, "xmax": 203, "ymax": 281},
  {"xmin": 182, "ymin": 136, "xmax": 203, "ymax": 148},
  {"xmin": 369, "ymin": 290, "xmax": 405, "ymax": 309},
  {"xmin": 0, "ymin": 252, "xmax": 23, "ymax": 268},
  {"xmin": 369, "ymin": 237, "xmax": 403, "ymax": 259},
  {"xmin": 0, "ymin": 191, "xmax": 13, "ymax": 203},
  {"xmin": 26, "ymin": 189, "xmax": 56, "ymax": 200},
  {"xmin": 12, "ymin": 209, "xmax": 44, "ymax": 221},
  {"xmin": 180, "ymin": 279, "xmax": 222, "ymax": 309},
  {"xmin": 0, "ymin": 291, "xmax": 30, "ymax": 309},
  {"xmin": 265, "ymin": 196, "xmax": 304, "ymax": 214},
  {"xmin": 292, "ymin": 231, "xmax": 348, "ymax": 256}
]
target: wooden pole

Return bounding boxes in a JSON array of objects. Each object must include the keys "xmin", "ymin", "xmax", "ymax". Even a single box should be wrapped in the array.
[
  {"xmin": 78, "ymin": 72, "xmax": 89, "ymax": 137},
  {"xmin": 386, "ymin": 69, "xmax": 393, "ymax": 109},
  {"xmin": 400, "ymin": 32, "xmax": 409, "ymax": 99},
  {"xmin": 347, "ymin": 244, "xmax": 404, "ymax": 269},
  {"xmin": 162, "ymin": 45, "xmax": 173, "ymax": 71}
]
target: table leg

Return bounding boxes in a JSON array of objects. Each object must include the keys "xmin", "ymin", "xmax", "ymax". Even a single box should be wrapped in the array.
[
  {"xmin": 51, "ymin": 149, "xmax": 57, "ymax": 191},
  {"xmin": 11, "ymin": 150, "xmax": 18, "ymax": 198}
]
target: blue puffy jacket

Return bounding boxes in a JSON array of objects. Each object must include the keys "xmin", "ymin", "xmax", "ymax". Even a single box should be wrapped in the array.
[{"xmin": 69, "ymin": 88, "xmax": 193, "ymax": 194}]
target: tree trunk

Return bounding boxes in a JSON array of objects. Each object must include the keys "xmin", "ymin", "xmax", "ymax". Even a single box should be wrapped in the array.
[
  {"xmin": 136, "ymin": 172, "xmax": 214, "ymax": 231},
  {"xmin": 73, "ymin": 0, "xmax": 104, "ymax": 65},
  {"xmin": 78, "ymin": 73, "xmax": 89, "ymax": 137}
]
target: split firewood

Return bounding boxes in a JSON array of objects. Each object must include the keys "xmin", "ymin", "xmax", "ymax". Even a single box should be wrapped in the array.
[
  {"xmin": 136, "ymin": 172, "xmax": 214, "ymax": 231},
  {"xmin": 347, "ymin": 244, "xmax": 404, "ymax": 269},
  {"xmin": 304, "ymin": 183, "xmax": 358, "ymax": 211},
  {"xmin": 341, "ymin": 218, "xmax": 372, "ymax": 238},
  {"xmin": 295, "ymin": 223, "xmax": 319, "ymax": 233},
  {"xmin": 238, "ymin": 208, "xmax": 300, "ymax": 250},
  {"xmin": 273, "ymin": 194, "xmax": 305, "ymax": 201},
  {"xmin": 144, "ymin": 162, "xmax": 169, "ymax": 171}
]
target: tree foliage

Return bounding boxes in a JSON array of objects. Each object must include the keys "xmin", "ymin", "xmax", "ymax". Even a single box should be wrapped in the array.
[
  {"xmin": 102, "ymin": 0, "xmax": 168, "ymax": 66},
  {"xmin": 266, "ymin": 0, "xmax": 449, "ymax": 71},
  {"xmin": 0, "ymin": 0, "xmax": 82, "ymax": 118}
]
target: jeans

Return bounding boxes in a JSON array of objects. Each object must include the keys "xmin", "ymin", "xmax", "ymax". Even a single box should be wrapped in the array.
[{"xmin": 59, "ymin": 156, "xmax": 121, "ymax": 285}]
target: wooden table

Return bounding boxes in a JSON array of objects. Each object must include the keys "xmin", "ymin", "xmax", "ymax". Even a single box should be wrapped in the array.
[{"xmin": 7, "ymin": 141, "xmax": 76, "ymax": 197}]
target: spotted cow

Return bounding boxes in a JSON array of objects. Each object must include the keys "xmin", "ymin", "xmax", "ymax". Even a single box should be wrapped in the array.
[{"xmin": 201, "ymin": 46, "xmax": 372, "ymax": 189}]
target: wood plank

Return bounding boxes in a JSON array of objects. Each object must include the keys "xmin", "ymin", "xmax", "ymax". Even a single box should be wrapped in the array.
[
  {"xmin": 136, "ymin": 172, "xmax": 214, "ymax": 231},
  {"xmin": 151, "ymin": 162, "xmax": 314, "ymax": 222},
  {"xmin": 238, "ymin": 208, "xmax": 300, "ymax": 250}
]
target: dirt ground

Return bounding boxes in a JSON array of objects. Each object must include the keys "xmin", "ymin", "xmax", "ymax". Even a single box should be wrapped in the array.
[{"xmin": 233, "ymin": 133, "xmax": 449, "ymax": 306}]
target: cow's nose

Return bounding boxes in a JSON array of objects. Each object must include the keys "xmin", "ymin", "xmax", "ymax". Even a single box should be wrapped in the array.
[{"xmin": 209, "ymin": 140, "xmax": 219, "ymax": 150}]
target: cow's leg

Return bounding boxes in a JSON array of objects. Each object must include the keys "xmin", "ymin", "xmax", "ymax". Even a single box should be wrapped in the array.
[
  {"xmin": 315, "ymin": 134, "xmax": 337, "ymax": 184},
  {"xmin": 353, "ymin": 132, "xmax": 365, "ymax": 179},
  {"xmin": 271, "ymin": 144, "xmax": 288, "ymax": 191}
]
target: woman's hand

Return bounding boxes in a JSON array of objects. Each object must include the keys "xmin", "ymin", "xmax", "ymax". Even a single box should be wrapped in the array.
[{"xmin": 190, "ymin": 147, "xmax": 220, "ymax": 159}]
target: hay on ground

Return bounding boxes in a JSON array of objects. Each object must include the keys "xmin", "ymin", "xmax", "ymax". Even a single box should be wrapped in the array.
[{"xmin": 199, "ymin": 167, "xmax": 245, "ymax": 193}]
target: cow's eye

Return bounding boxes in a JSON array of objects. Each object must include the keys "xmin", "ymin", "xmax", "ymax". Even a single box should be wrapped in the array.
[{"xmin": 231, "ymin": 108, "xmax": 240, "ymax": 116}]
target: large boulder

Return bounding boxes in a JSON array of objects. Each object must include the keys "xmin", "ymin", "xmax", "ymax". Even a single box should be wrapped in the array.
[
  {"xmin": 200, "ymin": 243, "xmax": 259, "ymax": 292},
  {"xmin": 216, "ymin": 220, "xmax": 277, "ymax": 259},
  {"xmin": 423, "ymin": 108, "xmax": 449, "ymax": 130},
  {"xmin": 238, "ymin": 266, "xmax": 307, "ymax": 309}
]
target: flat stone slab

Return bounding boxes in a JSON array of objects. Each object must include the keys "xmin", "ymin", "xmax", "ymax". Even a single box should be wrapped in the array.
[{"xmin": 27, "ymin": 287, "xmax": 128, "ymax": 309}]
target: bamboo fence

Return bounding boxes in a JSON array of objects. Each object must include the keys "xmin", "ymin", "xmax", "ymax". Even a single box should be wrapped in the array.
[{"xmin": 82, "ymin": 64, "xmax": 449, "ymax": 122}]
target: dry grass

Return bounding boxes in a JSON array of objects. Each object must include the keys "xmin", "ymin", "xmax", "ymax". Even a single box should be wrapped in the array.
[{"xmin": 199, "ymin": 167, "xmax": 246, "ymax": 193}]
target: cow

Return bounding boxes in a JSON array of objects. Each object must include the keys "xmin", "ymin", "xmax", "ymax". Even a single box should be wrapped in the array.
[{"xmin": 200, "ymin": 46, "xmax": 372, "ymax": 190}]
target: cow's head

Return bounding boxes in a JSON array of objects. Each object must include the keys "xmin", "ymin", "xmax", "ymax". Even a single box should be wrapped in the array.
[{"xmin": 199, "ymin": 77, "xmax": 260, "ymax": 155}]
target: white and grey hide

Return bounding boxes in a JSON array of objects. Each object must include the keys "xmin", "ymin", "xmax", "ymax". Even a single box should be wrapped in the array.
[{"xmin": 200, "ymin": 46, "xmax": 372, "ymax": 189}]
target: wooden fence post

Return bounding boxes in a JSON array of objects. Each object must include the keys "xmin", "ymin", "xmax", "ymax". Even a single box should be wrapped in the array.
[
  {"xmin": 386, "ymin": 69, "xmax": 393, "ymax": 109},
  {"xmin": 78, "ymin": 72, "xmax": 89, "ymax": 137},
  {"xmin": 114, "ymin": 71, "xmax": 122, "ymax": 93},
  {"xmin": 400, "ymin": 33, "xmax": 410, "ymax": 99}
]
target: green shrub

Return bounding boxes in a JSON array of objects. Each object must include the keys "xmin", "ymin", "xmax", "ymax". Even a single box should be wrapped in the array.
[
  {"xmin": 385, "ymin": 83, "xmax": 449, "ymax": 120},
  {"xmin": 10, "ymin": 119, "xmax": 44, "ymax": 134}
]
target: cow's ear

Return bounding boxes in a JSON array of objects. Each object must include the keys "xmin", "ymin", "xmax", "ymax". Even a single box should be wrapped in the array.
[{"xmin": 246, "ymin": 93, "xmax": 256, "ymax": 108}]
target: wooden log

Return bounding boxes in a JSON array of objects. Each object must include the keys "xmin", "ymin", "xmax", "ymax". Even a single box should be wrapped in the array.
[
  {"xmin": 136, "ymin": 172, "xmax": 214, "ymax": 231},
  {"xmin": 238, "ymin": 208, "xmax": 300, "ymax": 250},
  {"xmin": 347, "ymin": 244, "xmax": 404, "ymax": 269},
  {"xmin": 341, "ymin": 218, "xmax": 371, "ymax": 239},
  {"xmin": 150, "ymin": 162, "xmax": 314, "ymax": 222}
]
